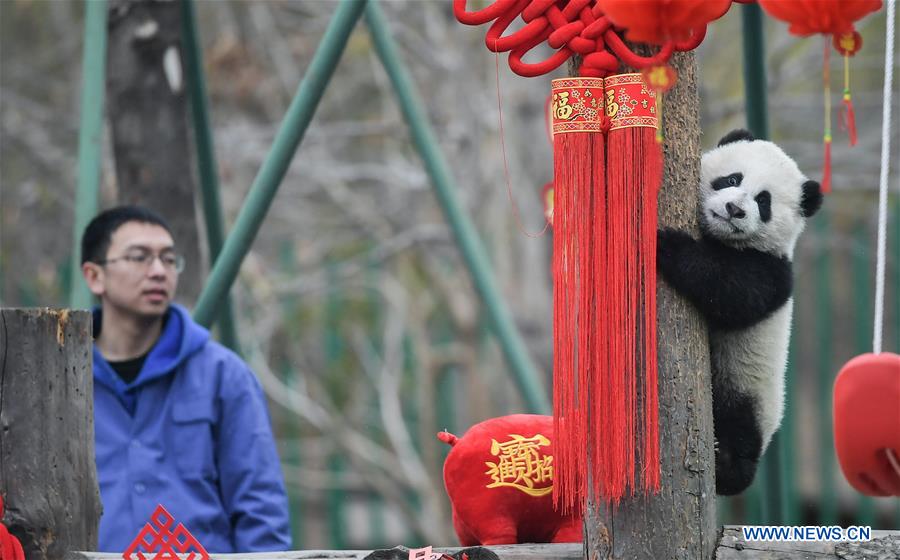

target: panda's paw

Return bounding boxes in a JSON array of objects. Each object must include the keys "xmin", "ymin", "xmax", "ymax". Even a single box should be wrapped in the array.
[
  {"xmin": 715, "ymin": 445, "xmax": 760, "ymax": 496},
  {"xmin": 657, "ymin": 228, "xmax": 695, "ymax": 272}
]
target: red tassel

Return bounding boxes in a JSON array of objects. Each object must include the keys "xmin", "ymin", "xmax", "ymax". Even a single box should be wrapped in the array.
[
  {"xmin": 841, "ymin": 94, "xmax": 858, "ymax": 147},
  {"xmin": 551, "ymin": 77, "xmax": 604, "ymax": 513},
  {"xmin": 603, "ymin": 73, "xmax": 662, "ymax": 500},
  {"xmin": 835, "ymin": 34, "xmax": 862, "ymax": 147},
  {"xmin": 551, "ymin": 75, "xmax": 661, "ymax": 511},
  {"xmin": 822, "ymin": 138, "xmax": 833, "ymax": 194}
]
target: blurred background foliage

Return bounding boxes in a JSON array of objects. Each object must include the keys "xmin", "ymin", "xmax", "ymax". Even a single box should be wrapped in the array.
[{"xmin": 1, "ymin": 0, "xmax": 897, "ymax": 549}]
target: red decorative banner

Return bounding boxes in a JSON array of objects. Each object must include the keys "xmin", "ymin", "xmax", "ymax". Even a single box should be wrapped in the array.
[
  {"xmin": 604, "ymin": 73, "xmax": 659, "ymax": 131},
  {"xmin": 122, "ymin": 504, "xmax": 208, "ymax": 560},
  {"xmin": 551, "ymin": 78, "xmax": 605, "ymax": 136}
]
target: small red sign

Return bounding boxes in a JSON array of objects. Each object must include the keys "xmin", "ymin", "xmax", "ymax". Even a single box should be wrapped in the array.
[{"xmin": 122, "ymin": 504, "xmax": 209, "ymax": 560}]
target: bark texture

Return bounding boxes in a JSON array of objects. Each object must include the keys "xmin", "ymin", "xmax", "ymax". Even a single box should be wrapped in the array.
[
  {"xmin": 0, "ymin": 308, "xmax": 101, "ymax": 559},
  {"xmin": 107, "ymin": 0, "xmax": 203, "ymax": 304}
]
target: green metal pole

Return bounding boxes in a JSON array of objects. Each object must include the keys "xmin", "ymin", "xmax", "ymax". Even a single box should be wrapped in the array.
[
  {"xmin": 70, "ymin": 0, "xmax": 109, "ymax": 308},
  {"xmin": 193, "ymin": 0, "xmax": 368, "ymax": 327},
  {"xmin": 279, "ymin": 241, "xmax": 305, "ymax": 547},
  {"xmin": 364, "ymin": 0, "xmax": 550, "ymax": 414},
  {"xmin": 815, "ymin": 211, "xmax": 838, "ymax": 525},
  {"xmin": 742, "ymin": 1, "xmax": 785, "ymax": 524},
  {"xmin": 365, "ymin": 254, "xmax": 386, "ymax": 544},
  {"xmin": 781, "ymin": 339, "xmax": 798, "ymax": 524},
  {"xmin": 324, "ymin": 261, "xmax": 346, "ymax": 549},
  {"xmin": 741, "ymin": 2, "xmax": 770, "ymax": 140},
  {"xmin": 182, "ymin": 0, "xmax": 240, "ymax": 352}
]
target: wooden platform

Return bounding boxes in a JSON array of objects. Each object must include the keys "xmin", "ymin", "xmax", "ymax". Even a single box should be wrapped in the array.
[
  {"xmin": 64, "ymin": 527, "xmax": 900, "ymax": 560},
  {"xmin": 65, "ymin": 544, "xmax": 581, "ymax": 560}
]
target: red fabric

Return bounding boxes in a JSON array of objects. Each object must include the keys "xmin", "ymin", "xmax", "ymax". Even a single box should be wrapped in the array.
[
  {"xmin": 833, "ymin": 353, "xmax": 900, "ymax": 497},
  {"xmin": 598, "ymin": 0, "xmax": 731, "ymax": 44},
  {"xmin": 439, "ymin": 415, "xmax": 583, "ymax": 545},
  {"xmin": 757, "ymin": 0, "xmax": 882, "ymax": 36},
  {"xmin": 0, "ymin": 496, "xmax": 25, "ymax": 560}
]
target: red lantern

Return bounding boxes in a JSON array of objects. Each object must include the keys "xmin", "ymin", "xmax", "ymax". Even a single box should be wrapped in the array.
[
  {"xmin": 598, "ymin": 0, "xmax": 732, "ymax": 44},
  {"xmin": 758, "ymin": 0, "xmax": 881, "ymax": 36},
  {"xmin": 757, "ymin": 0, "xmax": 882, "ymax": 192}
]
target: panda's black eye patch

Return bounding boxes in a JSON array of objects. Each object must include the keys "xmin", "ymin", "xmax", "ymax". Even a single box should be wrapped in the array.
[
  {"xmin": 755, "ymin": 190, "xmax": 772, "ymax": 222},
  {"xmin": 712, "ymin": 172, "xmax": 744, "ymax": 191}
]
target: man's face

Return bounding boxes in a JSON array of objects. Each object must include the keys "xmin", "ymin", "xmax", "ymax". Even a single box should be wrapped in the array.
[{"xmin": 83, "ymin": 221, "xmax": 179, "ymax": 319}]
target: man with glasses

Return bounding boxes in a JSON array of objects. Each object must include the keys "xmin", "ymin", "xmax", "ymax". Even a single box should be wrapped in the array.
[{"xmin": 80, "ymin": 205, "xmax": 290, "ymax": 553}]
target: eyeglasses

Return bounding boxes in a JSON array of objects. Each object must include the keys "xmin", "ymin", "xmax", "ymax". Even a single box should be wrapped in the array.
[{"xmin": 97, "ymin": 251, "xmax": 186, "ymax": 274}]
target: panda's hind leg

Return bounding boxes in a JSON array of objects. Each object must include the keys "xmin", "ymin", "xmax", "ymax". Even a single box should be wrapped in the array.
[{"xmin": 713, "ymin": 382, "xmax": 764, "ymax": 496}]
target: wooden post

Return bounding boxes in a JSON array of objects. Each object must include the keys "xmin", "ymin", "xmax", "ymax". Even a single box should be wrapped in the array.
[
  {"xmin": 106, "ymin": 0, "xmax": 204, "ymax": 305},
  {"xmin": 584, "ymin": 51, "xmax": 717, "ymax": 559},
  {"xmin": 0, "ymin": 308, "xmax": 101, "ymax": 559}
]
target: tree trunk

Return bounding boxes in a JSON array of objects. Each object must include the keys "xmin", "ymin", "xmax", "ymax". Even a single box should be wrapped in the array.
[
  {"xmin": 106, "ymin": 0, "xmax": 203, "ymax": 305},
  {"xmin": 584, "ymin": 51, "xmax": 717, "ymax": 559},
  {"xmin": 0, "ymin": 308, "xmax": 101, "ymax": 559}
]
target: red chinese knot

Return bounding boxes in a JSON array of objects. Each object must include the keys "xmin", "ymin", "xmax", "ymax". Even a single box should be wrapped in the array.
[
  {"xmin": 122, "ymin": 504, "xmax": 209, "ymax": 560},
  {"xmin": 453, "ymin": 0, "xmax": 719, "ymax": 78}
]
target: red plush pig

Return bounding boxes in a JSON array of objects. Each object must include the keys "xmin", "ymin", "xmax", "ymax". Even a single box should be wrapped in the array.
[{"xmin": 438, "ymin": 414, "xmax": 582, "ymax": 545}]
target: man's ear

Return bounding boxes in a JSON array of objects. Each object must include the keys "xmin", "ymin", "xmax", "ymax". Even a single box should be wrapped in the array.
[
  {"xmin": 800, "ymin": 180, "xmax": 823, "ymax": 217},
  {"xmin": 82, "ymin": 262, "xmax": 105, "ymax": 297}
]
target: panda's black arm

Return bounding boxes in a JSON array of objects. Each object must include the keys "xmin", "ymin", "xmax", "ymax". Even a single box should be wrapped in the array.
[{"xmin": 656, "ymin": 229, "xmax": 793, "ymax": 330}]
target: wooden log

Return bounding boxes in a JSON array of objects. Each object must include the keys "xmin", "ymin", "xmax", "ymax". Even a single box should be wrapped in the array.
[
  {"xmin": 583, "ymin": 50, "xmax": 717, "ymax": 559},
  {"xmin": 64, "ymin": 543, "xmax": 584, "ymax": 560},
  {"xmin": 0, "ymin": 308, "xmax": 101, "ymax": 559}
]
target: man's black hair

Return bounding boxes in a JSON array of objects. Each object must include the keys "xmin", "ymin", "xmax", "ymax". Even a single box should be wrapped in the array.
[{"xmin": 80, "ymin": 205, "xmax": 173, "ymax": 265}]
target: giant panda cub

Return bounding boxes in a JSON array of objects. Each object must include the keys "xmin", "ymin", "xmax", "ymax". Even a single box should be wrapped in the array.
[{"xmin": 657, "ymin": 129, "xmax": 823, "ymax": 495}]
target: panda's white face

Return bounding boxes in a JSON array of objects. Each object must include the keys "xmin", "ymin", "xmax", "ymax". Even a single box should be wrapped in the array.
[{"xmin": 700, "ymin": 139, "xmax": 814, "ymax": 258}]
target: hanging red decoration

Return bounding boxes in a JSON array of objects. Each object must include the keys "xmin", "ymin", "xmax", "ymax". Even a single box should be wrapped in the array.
[
  {"xmin": 835, "ymin": 31, "xmax": 864, "ymax": 147},
  {"xmin": 757, "ymin": 0, "xmax": 882, "ymax": 192},
  {"xmin": 453, "ymin": 0, "xmax": 712, "ymax": 78},
  {"xmin": 834, "ymin": 352, "xmax": 900, "ymax": 497},
  {"xmin": 757, "ymin": 0, "xmax": 881, "ymax": 36},
  {"xmin": 455, "ymin": 0, "xmax": 733, "ymax": 509},
  {"xmin": 598, "ymin": 0, "xmax": 731, "ymax": 44}
]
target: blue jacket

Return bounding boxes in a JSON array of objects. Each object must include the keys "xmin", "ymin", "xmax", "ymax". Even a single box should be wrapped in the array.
[{"xmin": 93, "ymin": 304, "xmax": 291, "ymax": 552}]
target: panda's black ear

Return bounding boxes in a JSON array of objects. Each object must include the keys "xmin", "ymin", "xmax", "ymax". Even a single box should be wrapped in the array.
[
  {"xmin": 717, "ymin": 129, "xmax": 756, "ymax": 147},
  {"xmin": 800, "ymin": 180, "xmax": 823, "ymax": 217}
]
